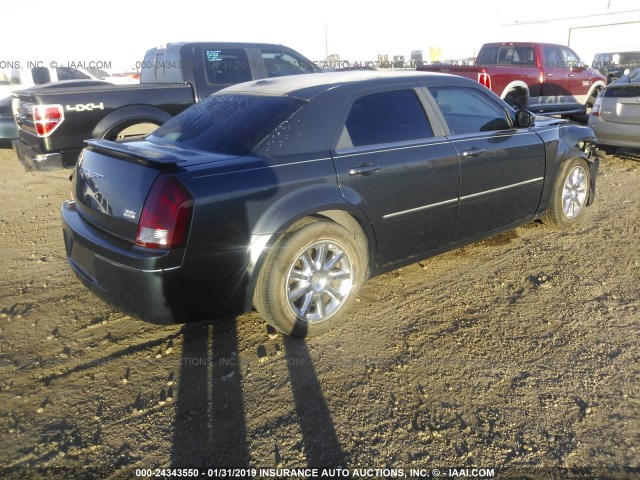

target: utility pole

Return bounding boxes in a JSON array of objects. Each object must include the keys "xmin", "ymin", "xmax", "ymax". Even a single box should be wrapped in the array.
[{"xmin": 325, "ymin": 21, "xmax": 328, "ymax": 60}]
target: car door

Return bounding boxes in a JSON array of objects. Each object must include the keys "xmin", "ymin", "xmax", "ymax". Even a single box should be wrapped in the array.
[
  {"xmin": 332, "ymin": 87, "xmax": 460, "ymax": 265},
  {"xmin": 561, "ymin": 46, "xmax": 594, "ymax": 104},
  {"xmin": 539, "ymin": 45, "xmax": 569, "ymax": 107},
  {"xmin": 427, "ymin": 86, "xmax": 545, "ymax": 242}
]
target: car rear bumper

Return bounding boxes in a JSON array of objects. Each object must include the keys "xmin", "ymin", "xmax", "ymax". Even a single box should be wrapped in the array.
[
  {"xmin": 0, "ymin": 114, "xmax": 17, "ymax": 141},
  {"xmin": 589, "ymin": 115, "xmax": 640, "ymax": 149},
  {"xmin": 62, "ymin": 201, "xmax": 252, "ymax": 324},
  {"xmin": 12, "ymin": 138, "xmax": 65, "ymax": 171}
]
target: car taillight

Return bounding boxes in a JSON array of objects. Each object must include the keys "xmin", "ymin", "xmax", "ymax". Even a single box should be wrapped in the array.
[
  {"xmin": 478, "ymin": 71, "xmax": 491, "ymax": 90},
  {"xmin": 591, "ymin": 95, "xmax": 602, "ymax": 116},
  {"xmin": 33, "ymin": 104, "xmax": 64, "ymax": 136},
  {"xmin": 136, "ymin": 175, "xmax": 194, "ymax": 249}
]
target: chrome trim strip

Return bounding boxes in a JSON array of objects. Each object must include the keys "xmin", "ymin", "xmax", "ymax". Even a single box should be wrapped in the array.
[
  {"xmin": 449, "ymin": 131, "xmax": 536, "ymax": 143},
  {"xmin": 460, "ymin": 177, "xmax": 544, "ymax": 201},
  {"xmin": 382, "ymin": 176, "xmax": 544, "ymax": 219},
  {"xmin": 335, "ymin": 140, "xmax": 451, "ymax": 159},
  {"xmin": 382, "ymin": 197, "xmax": 458, "ymax": 219},
  {"xmin": 95, "ymin": 253, "xmax": 181, "ymax": 273}
]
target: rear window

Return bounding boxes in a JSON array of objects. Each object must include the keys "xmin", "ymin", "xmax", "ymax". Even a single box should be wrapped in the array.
[
  {"xmin": 148, "ymin": 94, "xmax": 304, "ymax": 155},
  {"xmin": 477, "ymin": 46, "xmax": 535, "ymax": 66},
  {"xmin": 604, "ymin": 85, "xmax": 640, "ymax": 97},
  {"xmin": 56, "ymin": 67, "xmax": 91, "ymax": 81}
]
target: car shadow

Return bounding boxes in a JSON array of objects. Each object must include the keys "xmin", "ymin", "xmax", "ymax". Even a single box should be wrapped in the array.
[
  {"xmin": 170, "ymin": 320, "xmax": 250, "ymax": 468},
  {"xmin": 171, "ymin": 320, "xmax": 345, "ymax": 468},
  {"xmin": 283, "ymin": 335, "xmax": 346, "ymax": 467}
]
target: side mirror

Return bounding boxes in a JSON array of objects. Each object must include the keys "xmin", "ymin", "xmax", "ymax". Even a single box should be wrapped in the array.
[
  {"xmin": 515, "ymin": 109, "xmax": 535, "ymax": 128},
  {"xmin": 570, "ymin": 65, "xmax": 587, "ymax": 73}
]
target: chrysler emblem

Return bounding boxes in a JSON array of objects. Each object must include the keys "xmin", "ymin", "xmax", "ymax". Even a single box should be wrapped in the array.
[{"xmin": 80, "ymin": 166, "xmax": 104, "ymax": 179}]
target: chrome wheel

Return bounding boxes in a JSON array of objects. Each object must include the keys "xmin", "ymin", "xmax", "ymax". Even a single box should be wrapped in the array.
[
  {"xmin": 285, "ymin": 240, "xmax": 354, "ymax": 323},
  {"xmin": 562, "ymin": 165, "xmax": 588, "ymax": 219}
]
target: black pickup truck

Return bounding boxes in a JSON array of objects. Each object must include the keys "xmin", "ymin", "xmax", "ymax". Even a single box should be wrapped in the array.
[{"xmin": 12, "ymin": 42, "xmax": 319, "ymax": 170}]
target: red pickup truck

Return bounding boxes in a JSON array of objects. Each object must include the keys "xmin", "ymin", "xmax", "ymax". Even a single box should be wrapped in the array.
[{"xmin": 418, "ymin": 42, "xmax": 606, "ymax": 117}]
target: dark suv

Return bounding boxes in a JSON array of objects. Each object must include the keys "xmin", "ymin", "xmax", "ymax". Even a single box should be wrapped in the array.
[{"xmin": 593, "ymin": 51, "xmax": 640, "ymax": 83}]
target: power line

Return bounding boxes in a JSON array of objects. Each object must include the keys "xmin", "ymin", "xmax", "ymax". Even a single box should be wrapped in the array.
[
  {"xmin": 568, "ymin": 19, "xmax": 640, "ymax": 46},
  {"xmin": 505, "ymin": 8, "xmax": 640, "ymax": 25}
]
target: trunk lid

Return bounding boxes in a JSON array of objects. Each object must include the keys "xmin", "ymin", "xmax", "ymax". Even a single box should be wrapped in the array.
[
  {"xmin": 72, "ymin": 140, "xmax": 237, "ymax": 243},
  {"xmin": 600, "ymin": 84, "xmax": 640, "ymax": 125}
]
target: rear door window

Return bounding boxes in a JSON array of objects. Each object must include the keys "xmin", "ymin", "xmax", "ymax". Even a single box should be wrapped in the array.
[
  {"xmin": 342, "ymin": 89, "xmax": 433, "ymax": 148},
  {"xmin": 203, "ymin": 49, "xmax": 252, "ymax": 85}
]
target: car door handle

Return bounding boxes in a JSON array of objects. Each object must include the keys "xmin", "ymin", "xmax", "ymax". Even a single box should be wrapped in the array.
[
  {"xmin": 462, "ymin": 148, "xmax": 486, "ymax": 158},
  {"xmin": 545, "ymin": 73, "xmax": 554, "ymax": 77},
  {"xmin": 348, "ymin": 164, "xmax": 381, "ymax": 176}
]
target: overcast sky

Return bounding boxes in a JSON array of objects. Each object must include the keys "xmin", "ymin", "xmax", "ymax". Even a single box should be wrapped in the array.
[{"xmin": 2, "ymin": 0, "xmax": 639, "ymax": 71}]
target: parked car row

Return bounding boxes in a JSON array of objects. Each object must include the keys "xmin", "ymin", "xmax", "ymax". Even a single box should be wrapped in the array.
[
  {"xmin": 416, "ymin": 43, "xmax": 639, "ymax": 156},
  {"xmin": 418, "ymin": 42, "xmax": 607, "ymax": 120},
  {"xmin": 2, "ymin": 39, "xmax": 626, "ymax": 337},
  {"xmin": 9, "ymin": 42, "xmax": 320, "ymax": 170}
]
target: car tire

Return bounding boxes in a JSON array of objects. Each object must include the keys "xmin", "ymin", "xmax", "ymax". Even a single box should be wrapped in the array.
[
  {"xmin": 542, "ymin": 158, "xmax": 591, "ymax": 229},
  {"xmin": 570, "ymin": 89, "xmax": 601, "ymax": 124},
  {"xmin": 504, "ymin": 90, "xmax": 526, "ymax": 110},
  {"xmin": 255, "ymin": 218, "xmax": 367, "ymax": 337}
]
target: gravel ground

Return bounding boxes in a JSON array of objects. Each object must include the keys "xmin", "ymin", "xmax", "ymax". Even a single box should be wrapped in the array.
[{"xmin": 0, "ymin": 146, "xmax": 638, "ymax": 480}]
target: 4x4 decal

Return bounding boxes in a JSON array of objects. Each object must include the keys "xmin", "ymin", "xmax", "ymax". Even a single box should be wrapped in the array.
[{"xmin": 66, "ymin": 103, "xmax": 104, "ymax": 112}]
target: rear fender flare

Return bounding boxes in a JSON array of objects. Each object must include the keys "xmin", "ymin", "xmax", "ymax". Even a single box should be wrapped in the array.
[
  {"xmin": 243, "ymin": 184, "xmax": 377, "ymax": 310},
  {"xmin": 500, "ymin": 81, "xmax": 530, "ymax": 105},
  {"xmin": 585, "ymin": 81, "xmax": 606, "ymax": 104}
]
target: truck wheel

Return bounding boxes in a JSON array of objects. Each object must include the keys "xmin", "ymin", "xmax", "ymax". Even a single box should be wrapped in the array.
[
  {"xmin": 542, "ymin": 158, "xmax": 591, "ymax": 229},
  {"xmin": 570, "ymin": 89, "xmax": 601, "ymax": 124},
  {"xmin": 254, "ymin": 218, "xmax": 367, "ymax": 337},
  {"xmin": 504, "ymin": 90, "xmax": 526, "ymax": 110},
  {"xmin": 108, "ymin": 122, "xmax": 160, "ymax": 142}
]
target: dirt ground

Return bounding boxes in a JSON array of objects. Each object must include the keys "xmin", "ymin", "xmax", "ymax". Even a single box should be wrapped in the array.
[{"xmin": 0, "ymin": 146, "xmax": 638, "ymax": 480}]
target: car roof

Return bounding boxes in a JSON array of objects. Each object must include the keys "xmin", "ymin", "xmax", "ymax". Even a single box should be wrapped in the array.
[
  {"xmin": 482, "ymin": 42, "xmax": 566, "ymax": 48},
  {"xmin": 221, "ymin": 70, "xmax": 468, "ymax": 100}
]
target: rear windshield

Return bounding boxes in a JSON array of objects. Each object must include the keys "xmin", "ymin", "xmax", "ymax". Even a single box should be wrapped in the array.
[
  {"xmin": 477, "ymin": 46, "xmax": 535, "ymax": 66},
  {"xmin": 604, "ymin": 85, "xmax": 640, "ymax": 97},
  {"xmin": 148, "ymin": 94, "xmax": 304, "ymax": 155}
]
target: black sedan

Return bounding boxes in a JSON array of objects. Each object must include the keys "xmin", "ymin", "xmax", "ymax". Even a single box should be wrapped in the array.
[{"xmin": 62, "ymin": 71, "xmax": 599, "ymax": 337}]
